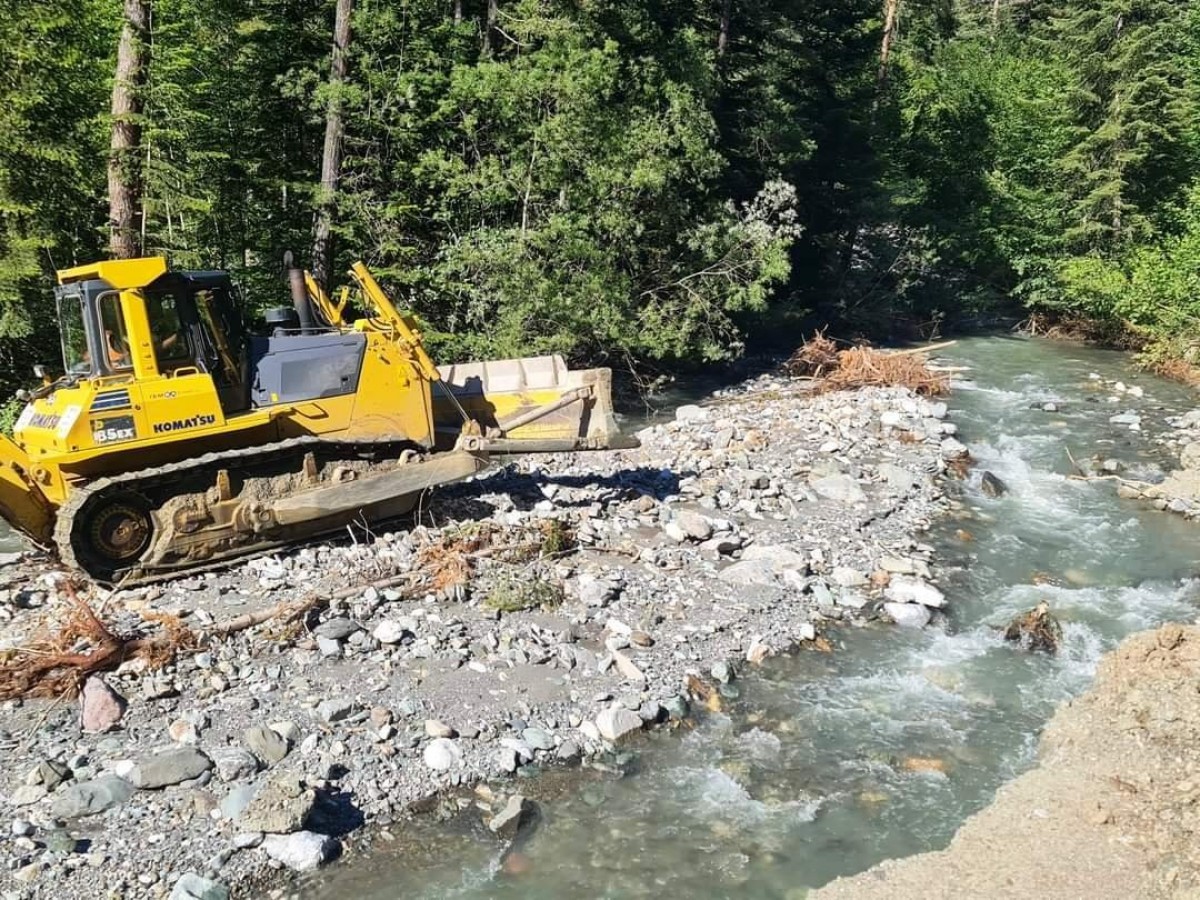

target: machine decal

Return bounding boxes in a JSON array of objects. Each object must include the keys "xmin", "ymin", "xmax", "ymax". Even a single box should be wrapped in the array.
[
  {"xmin": 25, "ymin": 413, "xmax": 62, "ymax": 430},
  {"xmin": 12, "ymin": 405, "xmax": 34, "ymax": 432},
  {"xmin": 152, "ymin": 414, "xmax": 217, "ymax": 434},
  {"xmin": 56, "ymin": 406, "xmax": 82, "ymax": 440},
  {"xmin": 92, "ymin": 389, "xmax": 132, "ymax": 412},
  {"xmin": 92, "ymin": 415, "xmax": 137, "ymax": 445}
]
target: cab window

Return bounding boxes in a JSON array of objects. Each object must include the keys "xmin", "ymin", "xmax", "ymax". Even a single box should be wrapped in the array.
[
  {"xmin": 145, "ymin": 292, "xmax": 191, "ymax": 367},
  {"xmin": 98, "ymin": 294, "xmax": 132, "ymax": 371}
]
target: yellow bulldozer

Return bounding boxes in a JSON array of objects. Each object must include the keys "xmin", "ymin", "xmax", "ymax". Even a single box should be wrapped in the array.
[{"xmin": 0, "ymin": 256, "xmax": 634, "ymax": 584}]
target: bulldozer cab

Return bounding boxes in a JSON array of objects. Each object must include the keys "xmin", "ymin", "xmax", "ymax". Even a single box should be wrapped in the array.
[{"xmin": 54, "ymin": 264, "xmax": 248, "ymax": 412}]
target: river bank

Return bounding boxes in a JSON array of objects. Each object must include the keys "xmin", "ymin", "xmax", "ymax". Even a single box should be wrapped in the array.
[
  {"xmin": 813, "ymin": 622, "xmax": 1200, "ymax": 900},
  {"xmin": 0, "ymin": 371, "xmax": 957, "ymax": 899}
]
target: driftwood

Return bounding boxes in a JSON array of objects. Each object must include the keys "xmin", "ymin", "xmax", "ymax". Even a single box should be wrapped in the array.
[
  {"xmin": 1003, "ymin": 600, "xmax": 1063, "ymax": 654},
  {"xmin": 209, "ymin": 572, "xmax": 413, "ymax": 636}
]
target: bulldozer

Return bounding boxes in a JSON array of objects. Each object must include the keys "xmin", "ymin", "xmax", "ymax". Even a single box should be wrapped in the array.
[{"xmin": 0, "ymin": 256, "xmax": 635, "ymax": 585}]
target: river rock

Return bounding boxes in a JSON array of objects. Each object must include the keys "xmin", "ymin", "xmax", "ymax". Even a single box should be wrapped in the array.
[
  {"xmin": 742, "ymin": 544, "xmax": 809, "ymax": 572},
  {"xmin": 674, "ymin": 510, "xmax": 713, "ymax": 541},
  {"xmin": 27, "ymin": 759, "xmax": 71, "ymax": 791},
  {"xmin": 212, "ymin": 748, "xmax": 260, "ymax": 783},
  {"xmin": 940, "ymin": 438, "xmax": 970, "ymax": 460},
  {"xmin": 522, "ymin": 727, "xmax": 554, "ymax": 751},
  {"xmin": 261, "ymin": 831, "xmax": 339, "ymax": 871},
  {"xmin": 317, "ymin": 697, "xmax": 357, "ymax": 724},
  {"xmin": 313, "ymin": 617, "xmax": 360, "ymax": 640},
  {"xmin": 489, "ymin": 795, "xmax": 537, "ymax": 840},
  {"xmin": 170, "ymin": 873, "xmax": 230, "ymax": 900},
  {"xmin": 80, "ymin": 676, "xmax": 126, "ymax": 734},
  {"xmin": 236, "ymin": 774, "xmax": 315, "ymax": 834},
  {"xmin": 130, "ymin": 747, "xmax": 212, "ymax": 789},
  {"xmin": 980, "ymin": 471, "xmax": 1008, "ymax": 498},
  {"xmin": 831, "ymin": 566, "xmax": 868, "ymax": 587},
  {"xmin": 718, "ymin": 559, "xmax": 777, "ymax": 586},
  {"xmin": 51, "ymin": 775, "xmax": 135, "ymax": 818},
  {"xmin": 424, "ymin": 738, "xmax": 461, "ymax": 771},
  {"xmin": 241, "ymin": 727, "xmax": 286, "ymax": 767},
  {"xmin": 675, "ymin": 404, "xmax": 709, "ymax": 423},
  {"xmin": 886, "ymin": 577, "xmax": 947, "ymax": 608},
  {"xmin": 878, "ymin": 462, "xmax": 919, "ymax": 493},
  {"xmin": 372, "ymin": 620, "xmax": 410, "ymax": 644},
  {"xmin": 595, "ymin": 707, "xmax": 643, "ymax": 743},
  {"xmin": 884, "ymin": 602, "xmax": 932, "ymax": 629},
  {"xmin": 425, "ymin": 720, "xmax": 456, "ymax": 739},
  {"xmin": 810, "ymin": 473, "xmax": 867, "ymax": 505}
]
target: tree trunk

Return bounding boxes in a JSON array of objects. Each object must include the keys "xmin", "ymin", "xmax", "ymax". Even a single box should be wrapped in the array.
[
  {"xmin": 312, "ymin": 0, "xmax": 354, "ymax": 295},
  {"xmin": 453, "ymin": 0, "xmax": 462, "ymax": 25},
  {"xmin": 877, "ymin": 0, "xmax": 900, "ymax": 90},
  {"xmin": 108, "ymin": 0, "xmax": 151, "ymax": 260},
  {"xmin": 483, "ymin": 0, "xmax": 499, "ymax": 55},
  {"xmin": 991, "ymin": 0, "xmax": 1002, "ymax": 30},
  {"xmin": 717, "ymin": 0, "xmax": 733, "ymax": 56}
]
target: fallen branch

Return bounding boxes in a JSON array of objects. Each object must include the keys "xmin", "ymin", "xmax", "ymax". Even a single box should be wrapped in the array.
[{"xmin": 887, "ymin": 340, "xmax": 958, "ymax": 357}]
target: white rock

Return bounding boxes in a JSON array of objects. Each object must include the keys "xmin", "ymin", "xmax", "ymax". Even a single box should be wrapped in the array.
[
  {"xmin": 372, "ymin": 621, "xmax": 409, "ymax": 644},
  {"xmin": 260, "ymin": 832, "xmax": 338, "ymax": 871},
  {"xmin": 595, "ymin": 707, "xmax": 643, "ymax": 743},
  {"xmin": 939, "ymin": 438, "xmax": 970, "ymax": 460},
  {"xmin": 884, "ymin": 602, "xmax": 932, "ymax": 629},
  {"xmin": 611, "ymin": 650, "xmax": 646, "ymax": 683},
  {"xmin": 830, "ymin": 567, "xmax": 868, "ymax": 588},
  {"xmin": 423, "ymin": 738, "xmax": 461, "ymax": 772},
  {"xmin": 675, "ymin": 404, "xmax": 709, "ymax": 423},
  {"xmin": 810, "ymin": 473, "xmax": 868, "ymax": 505},
  {"xmin": 886, "ymin": 576, "xmax": 946, "ymax": 608}
]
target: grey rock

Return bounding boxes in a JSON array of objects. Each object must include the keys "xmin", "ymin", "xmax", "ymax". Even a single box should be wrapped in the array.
[
  {"xmin": 884, "ymin": 602, "xmax": 932, "ymax": 629},
  {"xmin": 595, "ymin": 707, "xmax": 643, "ymax": 743},
  {"xmin": 233, "ymin": 832, "xmax": 264, "ymax": 849},
  {"xmin": 522, "ymin": 727, "xmax": 554, "ymax": 751},
  {"xmin": 212, "ymin": 749, "xmax": 260, "ymax": 783},
  {"xmin": 169, "ymin": 874, "xmax": 230, "ymax": 900},
  {"xmin": 51, "ymin": 775, "xmax": 134, "ymax": 818},
  {"xmin": 810, "ymin": 473, "xmax": 867, "ymax": 505},
  {"xmin": 717, "ymin": 559, "xmax": 776, "ymax": 586},
  {"xmin": 313, "ymin": 617, "xmax": 360, "ymax": 640},
  {"xmin": 711, "ymin": 661, "xmax": 735, "ymax": 684},
  {"xmin": 980, "ymin": 471, "xmax": 1008, "ymax": 498},
  {"xmin": 495, "ymin": 747, "xmax": 520, "ymax": 773},
  {"xmin": 244, "ymin": 726, "xmax": 290, "ymax": 766},
  {"xmin": 220, "ymin": 784, "xmax": 256, "ymax": 821},
  {"xmin": 664, "ymin": 695, "xmax": 690, "ymax": 719},
  {"xmin": 877, "ymin": 463, "xmax": 918, "ymax": 493},
  {"xmin": 236, "ymin": 775, "xmax": 315, "ymax": 834},
  {"xmin": 830, "ymin": 566, "xmax": 868, "ymax": 587},
  {"xmin": 317, "ymin": 636, "xmax": 342, "ymax": 658},
  {"xmin": 556, "ymin": 740, "xmax": 581, "ymax": 761},
  {"xmin": 9, "ymin": 785, "xmax": 47, "ymax": 806},
  {"xmin": 11, "ymin": 819, "xmax": 33, "ymax": 837},
  {"xmin": 130, "ymin": 747, "xmax": 212, "ymax": 789},
  {"xmin": 261, "ymin": 832, "xmax": 339, "ymax": 872},
  {"xmin": 674, "ymin": 510, "xmax": 713, "ymax": 542},
  {"xmin": 316, "ymin": 698, "xmax": 357, "ymax": 724},
  {"xmin": 424, "ymin": 720, "xmax": 456, "ymax": 739},
  {"xmin": 27, "ymin": 759, "xmax": 71, "ymax": 791}
]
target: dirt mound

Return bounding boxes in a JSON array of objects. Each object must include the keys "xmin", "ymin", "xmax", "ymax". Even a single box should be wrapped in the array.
[{"xmin": 813, "ymin": 624, "xmax": 1200, "ymax": 900}]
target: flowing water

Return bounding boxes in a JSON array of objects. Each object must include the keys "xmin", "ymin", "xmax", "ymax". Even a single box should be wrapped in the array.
[{"xmin": 306, "ymin": 335, "xmax": 1200, "ymax": 898}]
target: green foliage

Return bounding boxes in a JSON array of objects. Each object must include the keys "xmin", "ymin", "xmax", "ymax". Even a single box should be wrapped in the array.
[{"xmin": 3, "ymin": 0, "xmax": 1200, "ymax": 381}]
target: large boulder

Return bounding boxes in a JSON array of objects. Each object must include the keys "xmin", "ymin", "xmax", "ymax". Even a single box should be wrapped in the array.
[{"xmin": 130, "ymin": 748, "xmax": 212, "ymax": 789}]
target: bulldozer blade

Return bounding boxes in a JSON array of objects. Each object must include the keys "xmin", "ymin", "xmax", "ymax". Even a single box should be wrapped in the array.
[
  {"xmin": 270, "ymin": 449, "xmax": 487, "ymax": 527},
  {"xmin": 434, "ymin": 355, "xmax": 638, "ymax": 453}
]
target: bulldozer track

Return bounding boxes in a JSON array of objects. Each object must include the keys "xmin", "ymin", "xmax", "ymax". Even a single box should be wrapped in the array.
[{"xmin": 54, "ymin": 435, "xmax": 429, "ymax": 586}]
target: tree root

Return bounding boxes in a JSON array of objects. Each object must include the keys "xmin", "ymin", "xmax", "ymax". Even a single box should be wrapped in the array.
[{"xmin": 0, "ymin": 584, "xmax": 195, "ymax": 700}]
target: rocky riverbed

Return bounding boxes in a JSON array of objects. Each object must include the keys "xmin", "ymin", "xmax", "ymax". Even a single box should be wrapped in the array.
[{"xmin": 0, "ymin": 373, "xmax": 959, "ymax": 900}]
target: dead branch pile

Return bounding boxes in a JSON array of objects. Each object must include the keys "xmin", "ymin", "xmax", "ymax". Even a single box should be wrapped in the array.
[
  {"xmin": 782, "ymin": 333, "xmax": 950, "ymax": 396},
  {"xmin": 781, "ymin": 330, "xmax": 840, "ymax": 378},
  {"xmin": 0, "ymin": 586, "xmax": 195, "ymax": 700},
  {"xmin": 822, "ymin": 346, "xmax": 949, "ymax": 396},
  {"xmin": 1003, "ymin": 600, "xmax": 1063, "ymax": 654}
]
